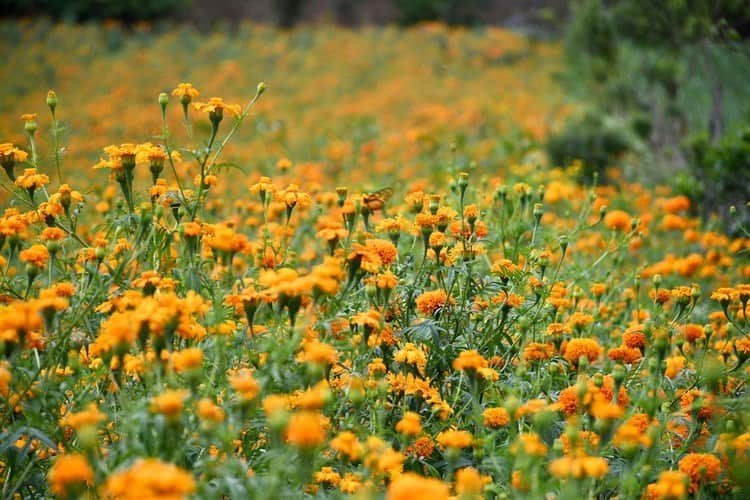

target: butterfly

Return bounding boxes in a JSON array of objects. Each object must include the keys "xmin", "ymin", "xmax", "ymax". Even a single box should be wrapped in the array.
[{"xmin": 361, "ymin": 187, "xmax": 393, "ymax": 212}]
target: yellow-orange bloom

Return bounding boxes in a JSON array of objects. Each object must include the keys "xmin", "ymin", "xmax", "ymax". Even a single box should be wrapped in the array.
[
  {"xmin": 48, "ymin": 454, "xmax": 94, "ymax": 498},
  {"xmin": 285, "ymin": 411, "xmax": 329, "ymax": 448},
  {"xmin": 101, "ymin": 459, "xmax": 195, "ymax": 499},
  {"xmin": 386, "ymin": 472, "xmax": 450, "ymax": 500}
]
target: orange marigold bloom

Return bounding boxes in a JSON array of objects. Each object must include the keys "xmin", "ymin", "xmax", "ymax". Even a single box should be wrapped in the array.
[
  {"xmin": 196, "ymin": 398, "xmax": 225, "ymax": 423},
  {"xmin": 548, "ymin": 454, "xmax": 609, "ymax": 479},
  {"xmin": 607, "ymin": 345, "xmax": 642, "ymax": 364},
  {"xmin": 483, "ymin": 407, "xmax": 510, "ymax": 428},
  {"xmin": 436, "ymin": 428, "xmax": 472, "ymax": 449},
  {"xmin": 171, "ymin": 347, "xmax": 203, "ymax": 373},
  {"xmin": 150, "ymin": 389, "xmax": 188, "ymax": 418},
  {"xmin": 665, "ymin": 356, "xmax": 686, "ymax": 379},
  {"xmin": 604, "ymin": 209, "xmax": 632, "ymax": 231},
  {"xmin": 394, "ymin": 343, "xmax": 428, "ymax": 375},
  {"xmin": 415, "ymin": 289, "xmax": 454, "ymax": 316},
  {"xmin": 20, "ymin": 244, "xmax": 50, "ymax": 267},
  {"xmin": 511, "ymin": 432, "xmax": 548, "ymax": 456},
  {"xmin": 285, "ymin": 411, "xmax": 329, "ymax": 448},
  {"xmin": 330, "ymin": 430, "xmax": 363, "ymax": 461},
  {"xmin": 406, "ymin": 436, "xmax": 435, "ymax": 458},
  {"xmin": 645, "ymin": 470, "xmax": 689, "ymax": 499},
  {"xmin": 296, "ymin": 339, "xmax": 339, "ymax": 366},
  {"xmin": 171, "ymin": 82, "xmax": 200, "ymax": 99},
  {"xmin": 365, "ymin": 238, "xmax": 398, "ymax": 266},
  {"xmin": 193, "ymin": 97, "xmax": 242, "ymax": 117},
  {"xmin": 395, "ymin": 411, "xmax": 422, "ymax": 436},
  {"xmin": 229, "ymin": 369, "xmax": 261, "ymax": 402},
  {"xmin": 387, "ymin": 472, "xmax": 450, "ymax": 500},
  {"xmin": 682, "ymin": 324, "xmax": 705, "ymax": 343},
  {"xmin": 101, "ymin": 459, "xmax": 195, "ymax": 499},
  {"xmin": 60, "ymin": 403, "xmax": 106, "ymax": 431},
  {"xmin": 40, "ymin": 227, "xmax": 66, "ymax": 241},
  {"xmin": 563, "ymin": 338, "xmax": 602, "ymax": 366},
  {"xmin": 677, "ymin": 453, "xmax": 722, "ymax": 493},
  {"xmin": 454, "ymin": 467, "xmax": 490, "ymax": 497},
  {"xmin": 15, "ymin": 168, "xmax": 50, "ymax": 191},
  {"xmin": 453, "ymin": 349, "xmax": 488, "ymax": 371},
  {"xmin": 622, "ymin": 327, "xmax": 647, "ymax": 350},
  {"xmin": 314, "ymin": 467, "xmax": 341, "ymax": 487},
  {"xmin": 523, "ymin": 342, "xmax": 554, "ymax": 362},
  {"xmin": 48, "ymin": 454, "xmax": 94, "ymax": 498}
]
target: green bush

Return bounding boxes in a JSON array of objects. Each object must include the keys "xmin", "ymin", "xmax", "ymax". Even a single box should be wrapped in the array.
[
  {"xmin": 0, "ymin": 0, "xmax": 186, "ymax": 21},
  {"xmin": 681, "ymin": 127, "xmax": 750, "ymax": 231},
  {"xmin": 393, "ymin": 0, "xmax": 488, "ymax": 26},
  {"xmin": 546, "ymin": 111, "xmax": 632, "ymax": 182}
]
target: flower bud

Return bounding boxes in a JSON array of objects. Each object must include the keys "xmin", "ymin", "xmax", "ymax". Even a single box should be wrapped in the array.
[
  {"xmin": 158, "ymin": 92, "xmax": 169, "ymax": 113},
  {"xmin": 46, "ymin": 90, "xmax": 58, "ymax": 114}
]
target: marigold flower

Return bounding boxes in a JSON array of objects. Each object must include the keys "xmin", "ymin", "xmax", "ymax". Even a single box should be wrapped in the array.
[
  {"xmin": 415, "ymin": 289, "xmax": 454, "ymax": 316},
  {"xmin": 455, "ymin": 467, "xmax": 490, "ymax": 497},
  {"xmin": 395, "ymin": 411, "xmax": 422, "ymax": 436},
  {"xmin": 436, "ymin": 428, "xmax": 472, "ymax": 449},
  {"xmin": 548, "ymin": 453, "xmax": 609, "ymax": 479},
  {"xmin": 48, "ymin": 454, "xmax": 94, "ymax": 498},
  {"xmin": 171, "ymin": 347, "xmax": 203, "ymax": 373},
  {"xmin": 314, "ymin": 467, "xmax": 341, "ymax": 487},
  {"xmin": 196, "ymin": 398, "xmax": 225, "ymax": 423},
  {"xmin": 483, "ymin": 407, "xmax": 510, "ymax": 428},
  {"xmin": 101, "ymin": 459, "xmax": 196, "ymax": 499},
  {"xmin": 15, "ymin": 168, "xmax": 50, "ymax": 193},
  {"xmin": 330, "ymin": 430, "xmax": 363, "ymax": 461},
  {"xmin": 604, "ymin": 209, "xmax": 631, "ymax": 231},
  {"xmin": 171, "ymin": 82, "xmax": 200, "ymax": 100},
  {"xmin": 20, "ymin": 244, "xmax": 50, "ymax": 267},
  {"xmin": 193, "ymin": 96, "xmax": 242, "ymax": 117},
  {"xmin": 229, "ymin": 369, "xmax": 261, "ymax": 402},
  {"xmin": 394, "ymin": 343, "xmax": 428, "ymax": 375},
  {"xmin": 150, "ymin": 389, "xmax": 188, "ymax": 418},
  {"xmin": 677, "ymin": 453, "xmax": 722, "ymax": 493},
  {"xmin": 645, "ymin": 470, "xmax": 689, "ymax": 499},
  {"xmin": 285, "ymin": 411, "xmax": 329, "ymax": 448},
  {"xmin": 296, "ymin": 339, "xmax": 338, "ymax": 366},
  {"xmin": 386, "ymin": 472, "xmax": 450, "ymax": 500},
  {"xmin": 563, "ymin": 338, "xmax": 602, "ymax": 366},
  {"xmin": 511, "ymin": 432, "xmax": 548, "ymax": 456},
  {"xmin": 60, "ymin": 403, "xmax": 106, "ymax": 431}
]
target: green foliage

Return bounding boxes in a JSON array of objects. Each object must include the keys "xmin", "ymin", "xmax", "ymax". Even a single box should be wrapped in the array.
[
  {"xmin": 682, "ymin": 127, "xmax": 750, "ymax": 229},
  {"xmin": 546, "ymin": 111, "xmax": 632, "ymax": 182},
  {"xmin": 393, "ymin": 0, "xmax": 488, "ymax": 26},
  {"xmin": 0, "ymin": 0, "xmax": 186, "ymax": 21}
]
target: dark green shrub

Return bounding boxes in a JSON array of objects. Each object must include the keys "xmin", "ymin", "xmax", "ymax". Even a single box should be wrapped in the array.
[
  {"xmin": 682, "ymin": 127, "xmax": 750, "ymax": 231},
  {"xmin": 393, "ymin": 0, "xmax": 488, "ymax": 26},
  {"xmin": 0, "ymin": 0, "xmax": 186, "ymax": 21},
  {"xmin": 546, "ymin": 111, "xmax": 631, "ymax": 182}
]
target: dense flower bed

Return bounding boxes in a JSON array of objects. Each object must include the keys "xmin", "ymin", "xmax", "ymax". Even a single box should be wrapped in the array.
[{"xmin": 0, "ymin": 21, "xmax": 749, "ymax": 499}]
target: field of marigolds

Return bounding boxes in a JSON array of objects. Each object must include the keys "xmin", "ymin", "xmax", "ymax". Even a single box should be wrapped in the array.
[{"xmin": 0, "ymin": 19, "xmax": 750, "ymax": 499}]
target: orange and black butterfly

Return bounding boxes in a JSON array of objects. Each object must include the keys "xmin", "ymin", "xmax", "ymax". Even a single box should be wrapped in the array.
[{"xmin": 361, "ymin": 187, "xmax": 393, "ymax": 212}]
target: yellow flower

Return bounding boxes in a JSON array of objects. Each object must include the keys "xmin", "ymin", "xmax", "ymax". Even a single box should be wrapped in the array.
[
  {"xmin": 171, "ymin": 82, "xmax": 200, "ymax": 100},
  {"xmin": 436, "ymin": 428, "xmax": 472, "ymax": 449},
  {"xmin": 193, "ymin": 97, "xmax": 242, "ymax": 118},
  {"xmin": 395, "ymin": 411, "xmax": 422, "ymax": 436}
]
